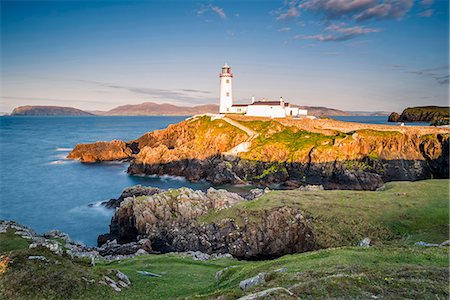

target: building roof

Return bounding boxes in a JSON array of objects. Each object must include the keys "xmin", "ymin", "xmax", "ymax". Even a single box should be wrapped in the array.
[{"xmin": 251, "ymin": 101, "xmax": 290, "ymax": 106}]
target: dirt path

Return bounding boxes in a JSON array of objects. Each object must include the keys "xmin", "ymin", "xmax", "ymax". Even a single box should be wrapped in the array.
[{"xmin": 222, "ymin": 117, "xmax": 259, "ymax": 154}]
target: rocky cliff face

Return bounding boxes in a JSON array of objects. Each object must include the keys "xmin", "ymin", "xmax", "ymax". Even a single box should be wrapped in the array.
[
  {"xmin": 388, "ymin": 106, "xmax": 449, "ymax": 123},
  {"xmin": 106, "ymin": 188, "xmax": 317, "ymax": 259},
  {"xmin": 68, "ymin": 116, "xmax": 450, "ymax": 190}
]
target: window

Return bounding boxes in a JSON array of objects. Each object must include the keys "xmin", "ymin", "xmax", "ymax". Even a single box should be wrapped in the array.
[
  {"xmin": 226, "ymin": 79, "xmax": 229, "ymax": 83},
  {"xmin": 226, "ymin": 108, "xmax": 229, "ymax": 112},
  {"xmin": 226, "ymin": 92, "xmax": 230, "ymax": 97}
]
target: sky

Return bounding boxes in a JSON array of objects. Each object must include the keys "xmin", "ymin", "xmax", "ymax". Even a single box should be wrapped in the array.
[{"xmin": 0, "ymin": 0, "xmax": 448, "ymax": 113}]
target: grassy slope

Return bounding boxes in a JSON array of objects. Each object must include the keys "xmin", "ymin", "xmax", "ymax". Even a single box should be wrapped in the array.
[
  {"xmin": 1, "ymin": 180, "xmax": 448, "ymax": 299},
  {"xmin": 235, "ymin": 119, "xmax": 402, "ymax": 162},
  {"xmin": 201, "ymin": 180, "xmax": 449, "ymax": 248}
]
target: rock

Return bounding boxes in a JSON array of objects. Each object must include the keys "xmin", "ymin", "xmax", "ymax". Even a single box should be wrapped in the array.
[
  {"xmin": 116, "ymin": 271, "xmax": 131, "ymax": 285},
  {"xmin": 104, "ymin": 276, "xmax": 121, "ymax": 292},
  {"xmin": 103, "ymin": 187, "xmax": 317, "ymax": 259},
  {"xmin": 137, "ymin": 270, "xmax": 162, "ymax": 277},
  {"xmin": 67, "ymin": 140, "xmax": 132, "ymax": 163},
  {"xmin": 415, "ymin": 241, "xmax": 440, "ymax": 247},
  {"xmin": 43, "ymin": 230, "xmax": 74, "ymax": 244},
  {"xmin": 239, "ymin": 273, "xmax": 267, "ymax": 291},
  {"xmin": 439, "ymin": 240, "xmax": 450, "ymax": 246},
  {"xmin": 101, "ymin": 185, "xmax": 163, "ymax": 209},
  {"xmin": 298, "ymin": 185, "xmax": 324, "ymax": 191},
  {"xmin": 237, "ymin": 287, "xmax": 295, "ymax": 300},
  {"xmin": 358, "ymin": 237, "xmax": 371, "ymax": 247},
  {"xmin": 388, "ymin": 112, "xmax": 400, "ymax": 122},
  {"xmin": 28, "ymin": 255, "xmax": 48, "ymax": 262},
  {"xmin": 99, "ymin": 239, "xmax": 143, "ymax": 256},
  {"xmin": 135, "ymin": 249, "xmax": 148, "ymax": 256},
  {"xmin": 97, "ymin": 234, "xmax": 112, "ymax": 247},
  {"xmin": 29, "ymin": 238, "xmax": 63, "ymax": 255},
  {"xmin": 215, "ymin": 266, "xmax": 238, "ymax": 281},
  {"xmin": 243, "ymin": 188, "xmax": 268, "ymax": 201},
  {"xmin": 117, "ymin": 281, "xmax": 128, "ymax": 288}
]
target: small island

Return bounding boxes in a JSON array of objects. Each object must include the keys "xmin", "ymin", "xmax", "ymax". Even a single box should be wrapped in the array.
[
  {"xmin": 388, "ymin": 106, "xmax": 449, "ymax": 125},
  {"xmin": 10, "ymin": 105, "xmax": 94, "ymax": 116}
]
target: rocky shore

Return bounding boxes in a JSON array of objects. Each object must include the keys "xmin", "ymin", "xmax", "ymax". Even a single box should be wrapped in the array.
[
  {"xmin": 99, "ymin": 186, "xmax": 315, "ymax": 259},
  {"xmin": 68, "ymin": 115, "xmax": 449, "ymax": 190}
]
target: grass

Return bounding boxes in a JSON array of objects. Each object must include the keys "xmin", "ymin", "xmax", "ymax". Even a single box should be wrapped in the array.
[
  {"xmin": 1, "ymin": 180, "xmax": 448, "ymax": 299},
  {"xmin": 0, "ymin": 228, "xmax": 30, "ymax": 253},
  {"xmin": 200, "ymin": 180, "xmax": 449, "ymax": 248}
]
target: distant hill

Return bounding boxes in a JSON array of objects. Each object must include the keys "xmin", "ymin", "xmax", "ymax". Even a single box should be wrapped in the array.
[
  {"xmin": 296, "ymin": 106, "xmax": 351, "ymax": 116},
  {"xmin": 99, "ymin": 102, "xmax": 219, "ymax": 116},
  {"xmin": 10, "ymin": 106, "xmax": 94, "ymax": 116},
  {"xmin": 346, "ymin": 111, "xmax": 390, "ymax": 116}
]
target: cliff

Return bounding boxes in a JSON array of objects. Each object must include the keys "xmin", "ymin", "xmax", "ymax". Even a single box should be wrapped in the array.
[
  {"xmin": 388, "ymin": 106, "xmax": 449, "ymax": 123},
  {"xmin": 10, "ymin": 105, "xmax": 94, "ymax": 116},
  {"xmin": 101, "ymin": 180, "xmax": 449, "ymax": 260},
  {"xmin": 68, "ymin": 115, "xmax": 450, "ymax": 190},
  {"xmin": 98, "ymin": 102, "xmax": 219, "ymax": 116}
]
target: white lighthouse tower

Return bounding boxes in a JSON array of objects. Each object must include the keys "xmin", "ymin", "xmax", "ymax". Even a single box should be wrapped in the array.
[{"xmin": 219, "ymin": 63, "xmax": 233, "ymax": 113}]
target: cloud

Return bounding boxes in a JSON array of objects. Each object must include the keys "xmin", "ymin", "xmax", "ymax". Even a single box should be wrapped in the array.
[
  {"xmin": 78, "ymin": 80, "xmax": 214, "ymax": 104},
  {"xmin": 197, "ymin": 4, "xmax": 227, "ymax": 20},
  {"xmin": 277, "ymin": 6, "xmax": 300, "ymax": 20},
  {"xmin": 278, "ymin": 27, "xmax": 291, "ymax": 32},
  {"xmin": 354, "ymin": 0, "xmax": 414, "ymax": 21},
  {"xmin": 276, "ymin": 0, "xmax": 414, "ymax": 22},
  {"xmin": 295, "ymin": 23, "xmax": 379, "ymax": 42},
  {"xmin": 395, "ymin": 65, "xmax": 449, "ymax": 85},
  {"xmin": 418, "ymin": 9, "xmax": 433, "ymax": 17}
]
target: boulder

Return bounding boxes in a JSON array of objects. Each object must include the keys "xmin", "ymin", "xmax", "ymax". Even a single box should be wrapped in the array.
[
  {"xmin": 239, "ymin": 273, "xmax": 267, "ymax": 291},
  {"xmin": 237, "ymin": 287, "xmax": 295, "ymax": 300}
]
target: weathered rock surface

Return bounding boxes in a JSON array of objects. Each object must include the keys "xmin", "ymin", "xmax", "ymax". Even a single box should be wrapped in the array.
[
  {"xmin": 104, "ymin": 187, "xmax": 317, "ymax": 259},
  {"xmin": 68, "ymin": 116, "xmax": 450, "ymax": 190},
  {"xmin": 67, "ymin": 140, "xmax": 132, "ymax": 163},
  {"xmin": 98, "ymin": 185, "xmax": 161, "ymax": 209}
]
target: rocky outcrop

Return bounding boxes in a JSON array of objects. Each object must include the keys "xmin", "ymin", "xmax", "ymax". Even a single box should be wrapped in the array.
[
  {"xmin": 98, "ymin": 185, "xmax": 161, "ymax": 209},
  {"xmin": 104, "ymin": 187, "xmax": 317, "ymax": 259},
  {"xmin": 388, "ymin": 106, "xmax": 449, "ymax": 123},
  {"xmin": 68, "ymin": 116, "xmax": 450, "ymax": 190},
  {"xmin": 67, "ymin": 140, "xmax": 132, "ymax": 163}
]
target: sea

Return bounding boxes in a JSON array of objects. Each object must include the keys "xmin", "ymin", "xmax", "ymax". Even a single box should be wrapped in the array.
[{"xmin": 0, "ymin": 115, "xmax": 431, "ymax": 246}]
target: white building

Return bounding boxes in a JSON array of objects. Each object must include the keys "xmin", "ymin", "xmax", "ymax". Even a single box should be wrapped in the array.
[{"xmin": 219, "ymin": 64, "xmax": 307, "ymax": 118}]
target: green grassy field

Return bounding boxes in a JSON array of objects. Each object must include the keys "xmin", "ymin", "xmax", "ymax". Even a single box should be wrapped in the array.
[{"xmin": 1, "ymin": 180, "xmax": 448, "ymax": 299}]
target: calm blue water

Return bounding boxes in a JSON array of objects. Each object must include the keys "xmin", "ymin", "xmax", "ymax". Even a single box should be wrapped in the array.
[
  {"xmin": 332, "ymin": 115, "xmax": 431, "ymax": 126},
  {"xmin": 0, "ymin": 116, "xmax": 212, "ymax": 246},
  {"xmin": 0, "ymin": 115, "xmax": 432, "ymax": 246}
]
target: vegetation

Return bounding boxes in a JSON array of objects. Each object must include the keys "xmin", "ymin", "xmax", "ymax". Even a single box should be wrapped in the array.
[
  {"xmin": 201, "ymin": 180, "xmax": 449, "ymax": 247},
  {"xmin": 1, "ymin": 180, "xmax": 448, "ymax": 299}
]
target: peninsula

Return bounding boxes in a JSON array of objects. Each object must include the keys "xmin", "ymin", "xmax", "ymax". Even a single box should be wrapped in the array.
[
  {"xmin": 388, "ymin": 106, "xmax": 449, "ymax": 124},
  {"xmin": 68, "ymin": 114, "xmax": 449, "ymax": 190}
]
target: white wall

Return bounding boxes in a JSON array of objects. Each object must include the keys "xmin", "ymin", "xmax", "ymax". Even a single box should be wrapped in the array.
[
  {"xmin": 228, "ymin": 106, "xmax": 247, "ymax": 114},
  {"xmin": 246, "ymin": 105, "xmax": 286, "ymax": 118},
  {"xmin": 219, "ymin": 75, "xmax": 233, "ymax": 113}
]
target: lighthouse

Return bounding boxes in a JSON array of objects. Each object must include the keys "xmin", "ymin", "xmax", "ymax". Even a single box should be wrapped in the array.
[{"xmin": 219, "ymin": 63, "xmax": 233, "ymax": 113}]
